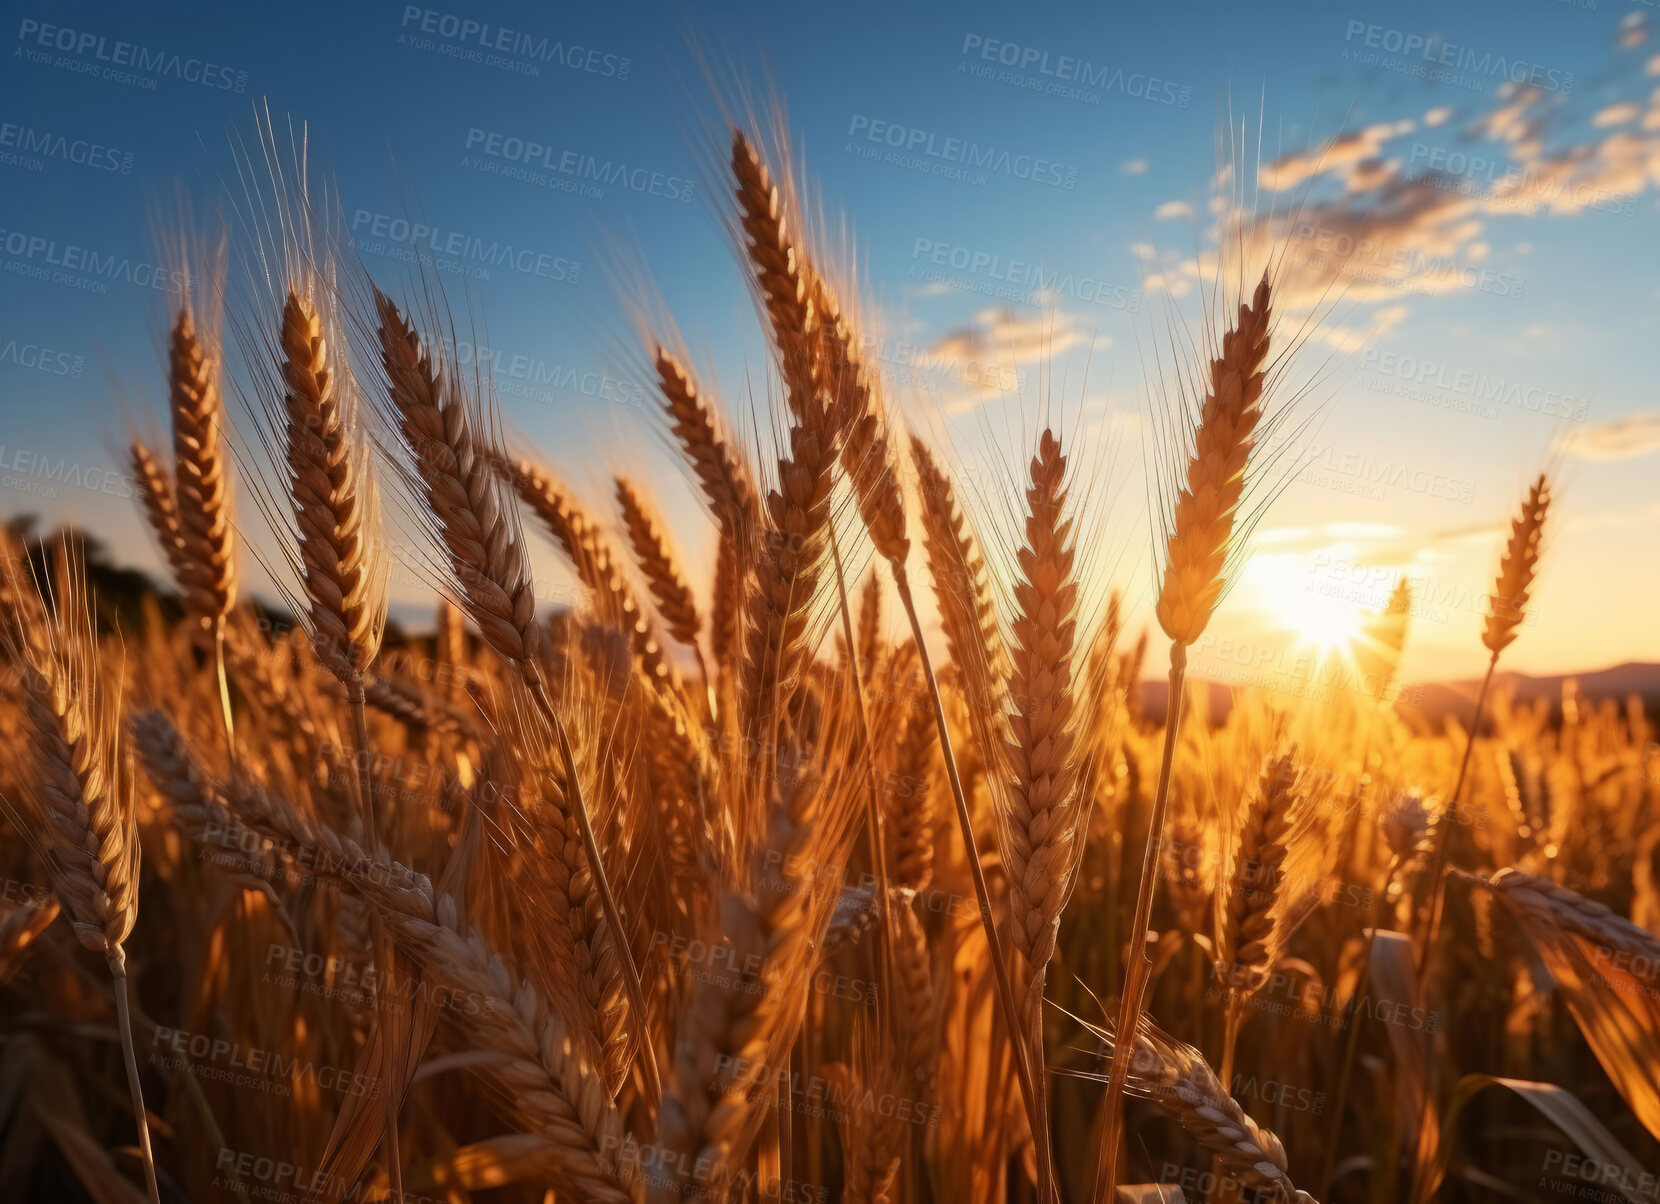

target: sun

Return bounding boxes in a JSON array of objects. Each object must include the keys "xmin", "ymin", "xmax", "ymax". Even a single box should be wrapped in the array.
[
  {"xmin": 1242, "ymin": 552, "xmax": 1365, "ymax": 655},
  {"xmin": 1281, "ymin": 594, "xmax": 1365, "ymax": 654}
]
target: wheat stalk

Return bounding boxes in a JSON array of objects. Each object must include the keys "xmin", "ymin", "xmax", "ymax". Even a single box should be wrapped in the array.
[
  {"xmin": 271, "ymin": 281, "xmax": 405, "ymax": 1192},
  {"xmin": 1098, "ymin": 275, "xmax": 1275, "ymax": 1201},
  {"xmin": 655, "ymin": 764, "xmax": 860, "ymax": 1199},
  {"xmin": 1420, "ymin": 472, "xmax": 1553, "ymax": 967},
  {"xmin": 373, "ymin": 291, "xmax": 658, "ymax": 1110},
  {"xmin": 893, "ymin": 435, "xmax": 1042, "ymax": 1180}
]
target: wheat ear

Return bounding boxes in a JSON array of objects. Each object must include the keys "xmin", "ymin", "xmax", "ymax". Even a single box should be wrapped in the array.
[
  {"xmin": 1121, "ymin": 1026, "xmax": 1318, "ymax": 1204},
  {"xmin": 730, "ymin": 132, "xmax": 821, "ymax": 419},
  {"xmin": 129, "ymin": 440, "xmax": 191, "ymax": 587},
  {"xmin": 1098, "ymin": 275, "xmax": 1274, "ymax": 1201},
  {"xmin": 908, "ymin": 435, "xmax": 1008, "ymax": 697},
  {"xmin": 1215, "ymin": 755, "xmax": 1298, "ymax": 1087},
  {"xmin": 1003, "ymin": 429, "xmax": 1087, "ymax": 971},
  {"xmin": 501, "ymin": 457, "xmax": 672, "ymax": 689},
  {"xmin": 224, "ymin": 778, "xmax": 637, "ymax": 1203},
  {"xmin": 999, "ymin": 428, "xmax": 1089, "ymax": 1195},
  {"xmin": 1152, "ymin": 275, "xmax": 1273, "ymax": 648},
  {"xmin": 652, "ymin": 348, "xmax": 757, "ymax": 679},
  {"xmin": 129, "ymin": 710, "xmax": 288, "ymax": 918},
  {"xmin": 373, "ymin": 290, "xmax": 658, "ymax": 1112},
  {"xmin": 615, "ymin": 475, "xmax": 713, "ymax": 698},
  {"xmin": 1483, "ymin": 474, "xmax": 1551, "ymax": 656},
  {"xmin": 1, "ymin": 556, "xmax": 159, "ymax": 1204},
  {"xmin": 656, "ymin": 769, "xmax": 860, "ymax": 1198},
  {"xmin": 277, "ymin": 290, "xmax": 385, "ymax": 683},
  {"xmin": 167, "ymin": 304, "xmax": 238, "ymax": 762}
]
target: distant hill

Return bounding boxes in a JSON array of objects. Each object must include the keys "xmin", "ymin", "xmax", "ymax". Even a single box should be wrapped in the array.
[{"xmin": 1139, "ymin": 662, "xmax": 1660, "ymax": 727}]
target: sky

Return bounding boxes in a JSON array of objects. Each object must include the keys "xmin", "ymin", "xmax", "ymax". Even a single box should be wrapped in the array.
[{"xmin": 1, "ymin": 0, "xmax": 1658, "ymax": 688}]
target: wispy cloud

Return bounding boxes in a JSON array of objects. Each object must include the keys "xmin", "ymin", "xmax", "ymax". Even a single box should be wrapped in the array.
[
  {"xmin": 931, "ymin": 306, "xmax": 1083, "ymax": 367},
  {"xmin": 1565, "ymin": 412, "xmax": 1660, "ymax": 460},
  {"xmin": 1145, "ymin": 21, "xmax": 1660, "ymax": 314}
]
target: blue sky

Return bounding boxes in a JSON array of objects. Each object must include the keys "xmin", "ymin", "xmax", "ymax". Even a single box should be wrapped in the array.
[{"xmin": 3, "ymin": 0, "xmax": 1658, "ymax": 683}]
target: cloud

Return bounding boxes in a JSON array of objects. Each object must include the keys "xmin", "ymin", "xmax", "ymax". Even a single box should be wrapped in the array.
[
  {"xmin": 1594, "ymin": 101, "xmax": 1640, "ymax": 127},
  {"xmin": 1320, "ymin": 303, "xmax": 1410, "ymax": 352},
  {"xmin": 921, "ymin": 307, "xmax": 1090, "ymax": 412},
  {"xmin": 1259, "ymin": 120, "xmax": 1415, "ymax": 192},
  {"xmin": 1120, "ymin": 158, "xmax": 1149, "ymax": 176},
  {"xmin": 1164, "ymin": 63, "xmax": 1660, "ymax": 313},
  {"xmin": 1154, "ymin": 200, "xmax": 1192, "ymax": 220},
  {"xmin": 1565, "ymin": 412, "xmax": 1660, "ymax": 460}
]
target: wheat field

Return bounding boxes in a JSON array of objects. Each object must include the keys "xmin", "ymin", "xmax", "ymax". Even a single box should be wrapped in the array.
[{"xmin": 0, "ymin": 112, "xmax": 1657, "ymax": 1204}]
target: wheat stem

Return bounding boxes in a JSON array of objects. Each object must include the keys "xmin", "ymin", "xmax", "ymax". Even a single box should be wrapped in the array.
[
  {"xmin": 109, "ymin": 956, "xmax": 161, "ymax": 1204},
  {"xmin": 890, "ymin": 562, "xmax": 1041, "ymax": 1155},
  {"xmin": 1095, "ymin": 641, "xmax": 1186, "ymax": 1201},
  {"xmin": 1317, "ymin": 857, "xmax": 1400, "ymax": 1199},
  {"xmin": 1418, "ymin": 652, "xmax": 1496, "ymax": 972}
]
